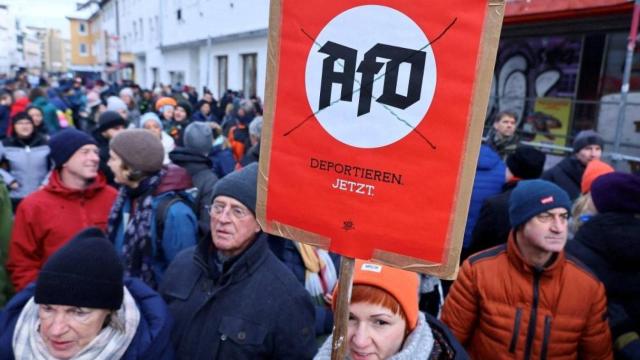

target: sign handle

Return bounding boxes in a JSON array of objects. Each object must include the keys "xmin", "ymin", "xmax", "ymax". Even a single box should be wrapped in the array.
[{"xmin": 331, "ymin": 256, "xmax": 355, "ymax": 360}]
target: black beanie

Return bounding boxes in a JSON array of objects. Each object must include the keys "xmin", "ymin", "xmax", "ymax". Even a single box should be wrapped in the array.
[
  {"xmin": 35, "ymin": 227, "xmax": 124, "ymax": 310},
  {"xmin": 49, "ymin": 128, "xmax": 97, "ymax": 168},
  {"xmin": 212, "ymin": 162, "xmax": 259, "ymax": 215},
  {"xmin": 177, "ymin": 100, "xmax": 193, "ymax": 117},
  {"xmin": 506, "ymin": 146, "xmax": 546, "ymax": 179},
  {"xmin": 96, "ymin": 110, "xmax": 127, "ymax": 133},
  {"xmin": 11, "ymin": 112, "xmax": 34, "ymax": 126}
]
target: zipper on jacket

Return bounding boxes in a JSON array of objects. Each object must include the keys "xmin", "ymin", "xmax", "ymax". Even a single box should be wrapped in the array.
[
  {"xmin": 509, "ymin": 308, "xmax": 523, "ymax": 353},
  {"xmin": 524, "ymin": 269, "xmax": 542, "ymax": 360},
  {"xmin": 540, "ymin": 315, "xmax": 552, "ymax": 360}
]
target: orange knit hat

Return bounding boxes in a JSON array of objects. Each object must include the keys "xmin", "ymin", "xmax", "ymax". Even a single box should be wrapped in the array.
[
  {"xmin": 581, "ymin": 159, "xmax": 614, "ymax": 194},
  {"xmin": 334, "ymin": 259, "xmax": 420, "ymax": 331},
  {"xmin": 155, "ymin": 96, "xmax": 178, "ymax": 111}
]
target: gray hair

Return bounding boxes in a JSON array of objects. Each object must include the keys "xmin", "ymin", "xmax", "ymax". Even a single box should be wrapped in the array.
[{"xmin": 249, "ymin": 116, "xmax": 263, "ymax": 139}]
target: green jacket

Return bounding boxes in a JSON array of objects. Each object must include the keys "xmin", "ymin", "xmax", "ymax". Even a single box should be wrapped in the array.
[
  {"xmin": 31, "ymin": 96, "xmax": 61, "ymax": 134},
  {"xmin": 0, "ymin": 177, "xmax": 13, "ymax": 306}
]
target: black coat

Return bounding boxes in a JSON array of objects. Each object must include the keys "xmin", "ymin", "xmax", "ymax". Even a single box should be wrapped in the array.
[
  {"xmin": 159, "ymin": 234, "xmax": 317, "ymax": 360},
  {"xmin": 169, "ymin": 147, "xmax": 218, "ymax": 236},
  {"xmin": 467, "ymin": 181, "xmax": 518, "ymax": 258},
  {"xmin": 566, "ymin": 212, "xmax": 640, "ymax": 359},
  {"xmin": 541, "ymin": 156, "xmax": 585, "ymax": 201}
]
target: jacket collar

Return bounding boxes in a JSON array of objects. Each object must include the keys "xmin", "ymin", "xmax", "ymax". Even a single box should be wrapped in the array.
[
  {"xmin": 194, "ymin": 232, "xmax": 269, "ymax": 285},
  {"xmin": 45, "ymin": 170, "xmax": 110, "ymax": 199},
  {"xmin": 506, "ymin": 231, "xmax": 565, "ymax": 277}
]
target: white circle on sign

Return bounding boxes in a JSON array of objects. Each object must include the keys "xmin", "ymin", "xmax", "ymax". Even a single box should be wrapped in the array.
[{"xmin": 305, "ymin": 5, "xmax": 437, "ymax": 148}]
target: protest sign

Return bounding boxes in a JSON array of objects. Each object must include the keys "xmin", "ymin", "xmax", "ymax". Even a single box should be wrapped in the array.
[{"xmin": 258, "ymin": 0, "xmax": 505, "ymax": 279}]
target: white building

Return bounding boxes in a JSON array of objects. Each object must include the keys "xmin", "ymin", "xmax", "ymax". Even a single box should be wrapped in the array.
[
  {"xmin": 0, "ymin": 3, "xmax": 17, "ymax": 75},
  {"xmin": 116, "ymin": 0, "xmax": 269, "ymax": 99}
]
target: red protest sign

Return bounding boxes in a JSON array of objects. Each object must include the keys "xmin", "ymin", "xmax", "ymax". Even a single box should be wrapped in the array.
[{"xmin": 258, "ymin": 0, "xmax": 504, "ymax": 278}]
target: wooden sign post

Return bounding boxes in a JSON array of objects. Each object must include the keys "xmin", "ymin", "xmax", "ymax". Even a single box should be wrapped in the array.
[{"xmin": 258, "ymin": 0, "xmax": 505, "ymax": 358}]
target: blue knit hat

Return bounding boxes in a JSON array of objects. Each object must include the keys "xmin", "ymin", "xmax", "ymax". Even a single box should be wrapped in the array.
[
  {"xmin": 212, "ymin": 162, "xmax": 259, "ymax": 215},
  {"xmin": 49, "ymin": 128, "xmax": 97, "ymax": 168},
  {"xmin": 509, "ymin": 179, "xmax": 571, "ymax": 228}
]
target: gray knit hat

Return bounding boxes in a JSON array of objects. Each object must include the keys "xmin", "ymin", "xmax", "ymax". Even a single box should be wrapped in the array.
[
  {"xmin": 212, "ymin": 162, "xmax": 259, "ymax": 215},
  {"xmin": 110, "ymin": 129, "xmax": 164, "ymax": 173},
  {"xmin": 573, "ymin": 130, "xmax": 604, "ymax": 153},
  {"xmin": 184, "ymin": 122, "xmax": 213, "ymax": 156}
]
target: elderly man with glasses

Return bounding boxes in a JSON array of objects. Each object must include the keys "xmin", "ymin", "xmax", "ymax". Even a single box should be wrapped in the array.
[{"xmin": 160, "ymin": 163, "xmax": 317, "ymax": 360}]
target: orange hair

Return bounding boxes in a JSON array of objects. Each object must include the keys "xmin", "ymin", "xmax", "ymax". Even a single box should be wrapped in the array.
[{"xmin": 351, "ymin": 284, "xmax": 408, "ymax": 325}]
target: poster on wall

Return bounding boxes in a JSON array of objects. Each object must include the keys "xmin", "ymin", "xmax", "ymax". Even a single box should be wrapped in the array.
[
  {"xmin": 488, "ymin": 36, "xmax": 582, "ymax": 130},
  {"xmin": 258, "ymin": 0, "xmax": 505, "ymax": 278},
  {"xmin": 525, "ymin": 97, "xmax": 572, "ymax": 152}
]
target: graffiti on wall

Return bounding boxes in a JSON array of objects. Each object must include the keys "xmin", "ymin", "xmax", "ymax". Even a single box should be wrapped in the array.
[{"xmin": 487, "ymin": 36, "xmax": 583, "ymax": 140}]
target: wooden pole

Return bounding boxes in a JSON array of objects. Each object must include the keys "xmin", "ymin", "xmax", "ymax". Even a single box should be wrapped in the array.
[{"xmin": 331, "ymin": 257, "xmax": 355, "ymax": 360}]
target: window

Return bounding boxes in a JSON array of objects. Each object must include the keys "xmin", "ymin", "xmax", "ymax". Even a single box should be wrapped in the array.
[
  {"xmin": 79, "ymin": 22, "xmax": 87, "ymax": 34},
  {"xmin": 217, "ymin": 55, "xmax": 228, "ymax": 98},
  {"xmin": 79, "ymin": 43, "xmax": 87, "ymax": 56},
  {"xmin": 242, "ymin": 53, "xmax": 257, "ymax": 98}
]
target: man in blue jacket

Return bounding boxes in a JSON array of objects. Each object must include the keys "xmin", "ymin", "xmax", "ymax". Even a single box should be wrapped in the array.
[{"xmin": 160, "ymin": 163, "xmax": 317, "ymax": 359}]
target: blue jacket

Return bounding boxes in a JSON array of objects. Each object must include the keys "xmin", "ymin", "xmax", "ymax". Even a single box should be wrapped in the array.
[
  {"xmin": 463, "ymin": 145, "xmax": 505, "ymax": 249},
  {"xmin": 113, "ymin": 191, "xmax": 197, "ymax": 286},
  {"xmin": 0, "ymin": 277, "xmax": 175, "ymax": 360},
  {"xmin": 113, "ymin": 167, "xmax": 198, "ymax": 286},
  {"xmin": 159, "ymin": 233, "xmax": 317, "ymax": 359}
]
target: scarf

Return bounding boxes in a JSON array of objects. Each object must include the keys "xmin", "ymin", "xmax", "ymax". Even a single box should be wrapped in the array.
[
  {"xmin": 12, "ymin": 287, "xmax": 141, "ymax": 360},
  {"xmin": 295, "ymin": 243, "xmax": 337, "ymax": 306},
  {"xmin": 107, "ymin": 170, "xmax": 164, "ymax": 288},
  {"xmin": 314, "ymin": 312, "xmax": 434, "ymax": 360}
]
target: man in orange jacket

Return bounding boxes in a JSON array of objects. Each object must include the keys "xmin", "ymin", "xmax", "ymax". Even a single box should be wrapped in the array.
[{"xmin": 442, "ymin": 179, "xmax": 612, "ymax": 359}]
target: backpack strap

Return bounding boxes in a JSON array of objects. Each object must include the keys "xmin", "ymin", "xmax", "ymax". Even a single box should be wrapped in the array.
[{"xmin": 155, "ymin": 192, "xmax": 193, "ymax": 258}]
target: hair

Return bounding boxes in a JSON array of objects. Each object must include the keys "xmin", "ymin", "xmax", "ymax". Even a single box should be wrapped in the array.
[
  {"xmin": 494, "ymin": 110, "xmax": 517, "ymax": 123},
  {"xmin": 351, "ymin": 285, "xmax": 407, "ymax": 324},
  {"xmin": 103, "ymin": 310, "xmax": 125, "ymax": 332},
  {"xmin": 28, "ymin": 87, "xmax": 46, "ymax": 102},
  {"xmin": 116, "ymin": 161, "xmax": 154, "ymax": 183},
  {"xmin": 570, "ymin": 193, "xmax": 596, "ymax": 234}
]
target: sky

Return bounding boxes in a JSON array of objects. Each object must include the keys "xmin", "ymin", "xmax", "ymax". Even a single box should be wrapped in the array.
[{"xmin": 2, "ymin": 0, "xmax": 81, "ymax": 38}]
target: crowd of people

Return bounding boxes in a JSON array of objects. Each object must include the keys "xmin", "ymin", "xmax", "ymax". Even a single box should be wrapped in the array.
[{"xmin": 0, "ymin": 74, "xmax": 638, "ymax": 359}]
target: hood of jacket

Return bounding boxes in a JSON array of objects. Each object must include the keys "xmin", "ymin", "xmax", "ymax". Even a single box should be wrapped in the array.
[
  {"xmin": 573, "ymin": 212, "xmax": 640, "ymax": 271},
  {"xmin": 45, "ymin": 169, "xmax": 111, "ymax": 200},
  {"xmin": 169, "ymin": 147, "xmax": 212, "ymax": 172},
  {"xmin": 154, "ymin": 164, "xmax": 193, "ymax": 195},
  {"xmin": 477, "ymin": 144, "xmax": 503, "ymax": 171}
]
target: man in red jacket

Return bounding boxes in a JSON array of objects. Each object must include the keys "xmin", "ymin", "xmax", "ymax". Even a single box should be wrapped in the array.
[
  {"xmin": 7, "ymin": 128, "xmax": 117, "ymax": 291},
  {"xmin": 441, "ymin": 179, "xmax": 612, "ymax": 359}
]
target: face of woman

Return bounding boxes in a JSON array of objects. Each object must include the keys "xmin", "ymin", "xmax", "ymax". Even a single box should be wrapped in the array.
[
  {"xmin": 174, "ymin": 107, "xmax": 187, "ymax": 122},
  {"xmin": 347, "ymin": 302, "xmax": 407, "ymax": 360},
  {"xmin": 38, "ymin": 304, "xmax": 110, "ymax": 360},
  {"xmin": 27, "ymin": 108, "xmax": 43, "ymax": 127},
  {"xmin": 143, "ymin": 120, "xmax": 163, "ymax": 139},
  {"xmin": 14, "ymin": 119, "xmax": 34, "ymax": 139}
]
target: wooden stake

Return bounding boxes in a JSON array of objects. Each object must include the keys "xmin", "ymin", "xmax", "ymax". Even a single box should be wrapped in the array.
[{"xmin": 331, "ymin": 257, "xmax": 355, "ymax": 360}]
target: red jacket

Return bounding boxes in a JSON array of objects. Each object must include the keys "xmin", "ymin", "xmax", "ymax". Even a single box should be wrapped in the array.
[
  {"xmin": 7, "ymin": 171, "xmax": 117, "ymax": 291},
  {"xmin": 441, "ymin": 233, "xmax": 612, "ymax": 360}
]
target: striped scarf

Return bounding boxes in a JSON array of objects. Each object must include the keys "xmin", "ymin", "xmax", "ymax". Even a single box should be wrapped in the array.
[{"xmin": 295, "ymin": 243, "xmax": 338, "ymax": 306}]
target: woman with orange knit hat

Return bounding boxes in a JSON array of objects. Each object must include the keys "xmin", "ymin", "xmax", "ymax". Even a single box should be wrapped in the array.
[{"xmin": 314, "ymin": 259, "xmax": 467, "ymax": 360}]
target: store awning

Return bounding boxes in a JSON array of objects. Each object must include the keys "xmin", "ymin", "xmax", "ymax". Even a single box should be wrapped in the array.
[{"xmin": 505, "ymin": 0, "xmax": 634, "ymax": 23}]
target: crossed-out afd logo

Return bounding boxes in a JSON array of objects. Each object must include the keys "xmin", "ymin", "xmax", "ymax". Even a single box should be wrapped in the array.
[{"xmin": 305, "ymin": 5, "xmax": 437, "ymax": 149}]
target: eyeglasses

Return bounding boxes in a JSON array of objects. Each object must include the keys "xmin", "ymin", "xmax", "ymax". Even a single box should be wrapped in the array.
[
  {"xmin": 535, "ymin": 212, "xmax": 569, "ymax": 224},
  {"xmin": 206, "ymin": 202, "xmax": 249, "ymax": 220}
]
